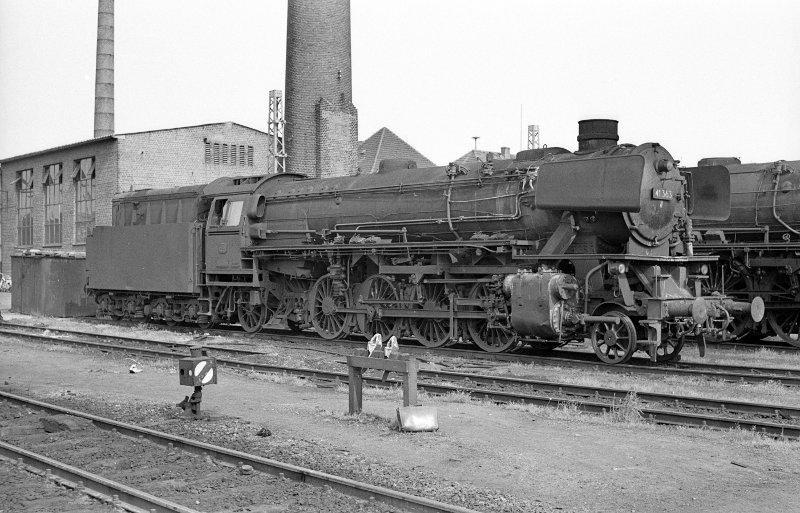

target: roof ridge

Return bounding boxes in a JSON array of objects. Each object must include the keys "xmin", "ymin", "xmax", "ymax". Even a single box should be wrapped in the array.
[{"xmin": 369, "ymin": 128, "xmax": 387, "ymax": 174}]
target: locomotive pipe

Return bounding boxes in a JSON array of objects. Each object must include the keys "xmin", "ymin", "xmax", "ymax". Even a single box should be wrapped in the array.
[
  {"xmin": 579, "ymin": 315, "xmax": 621, "ymax": 324},
  {"xmin": 772, "ymin": 169, "xmax": 800, "ymax": 235}
]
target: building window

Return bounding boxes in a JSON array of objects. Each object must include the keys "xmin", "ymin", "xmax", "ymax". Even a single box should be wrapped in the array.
[
  {"xmin": 43, "ymin": 163, "xmax": 63, "ymax": 246},
  {"xmin": 204, "ymin": 140, "xmax": 255, "ymax": 167},
  {"xmin": 73, "ymin": 157, "xmax": 96, "ymax": 244},
  {"xmin": 15, "ymin": 169, "xmax": 33, "ymax": 247}
]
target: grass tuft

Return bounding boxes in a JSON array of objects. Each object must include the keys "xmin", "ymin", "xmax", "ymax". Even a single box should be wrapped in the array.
[{"xmin": 607, "ymin": 391, "xmax": 643, "ymax": 424}]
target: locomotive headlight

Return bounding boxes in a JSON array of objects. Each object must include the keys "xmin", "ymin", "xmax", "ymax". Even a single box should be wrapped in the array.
[{"xmin": 700, "ymin": 264, "xmax": 709, "ymax": 275}]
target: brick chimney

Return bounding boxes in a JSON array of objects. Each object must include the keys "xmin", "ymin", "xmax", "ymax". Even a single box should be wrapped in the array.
[
  {"xmin": 93, "ymin": 0, "xmax": 114, "ymax": 138},
  {"xmin": 284, "ymin": 0, "xmax": 358, "ymax": 178}
]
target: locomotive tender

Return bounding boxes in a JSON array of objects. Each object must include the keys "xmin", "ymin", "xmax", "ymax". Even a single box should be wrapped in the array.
[
  {"xmin": 691, "ymin": 157, "xmax": 800, "ymax": 345},
  {"xmin": 87, "ymin": 120, "xmax": 761, "ymax": 364}
]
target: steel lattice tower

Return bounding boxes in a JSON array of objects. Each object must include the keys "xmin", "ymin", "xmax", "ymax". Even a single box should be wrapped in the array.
[
  {"xmin": 527, "ymin": 125, "xmax": 540, "ymax": 149},
  {"xmin": 268, "ymin": 90, "xmax": 287, "ymax": 174}
]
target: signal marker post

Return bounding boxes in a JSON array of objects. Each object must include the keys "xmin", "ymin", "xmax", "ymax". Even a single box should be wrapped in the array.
[{"xmin": 177, "ymin": 346, "xmax": 217, "ymax": 418}]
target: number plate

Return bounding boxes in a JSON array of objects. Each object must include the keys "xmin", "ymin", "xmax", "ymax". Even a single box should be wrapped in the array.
[{"xmin": 652, "ymin": 188, "xmax": 673, "ymax": 201}]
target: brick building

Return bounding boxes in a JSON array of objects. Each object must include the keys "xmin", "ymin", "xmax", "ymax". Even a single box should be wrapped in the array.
[
  {"xmin": 452, "ymin": 147, "xmax": 515, "ymax": 168},
  {"xmin": 0, "ymin": 122, "xmax": 270, "ymax": 275}
]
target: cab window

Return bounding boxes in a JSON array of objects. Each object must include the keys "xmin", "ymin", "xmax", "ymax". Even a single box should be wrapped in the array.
[{"xmin": 210, "ymin": 198, "xmax": 244, "ymax": 227}]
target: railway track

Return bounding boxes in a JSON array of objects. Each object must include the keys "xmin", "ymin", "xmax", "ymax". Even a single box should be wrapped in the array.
[
  {"xmin": 0, "ymin": 391, "xmax": 480, "ymax": 513},
  {"xmin": 2, "ymin": 323, "xmax": 799, "ymax": 438},
  {"xmin": 4, "ymin": 322, "xmax": 799, "ymax": 387}
]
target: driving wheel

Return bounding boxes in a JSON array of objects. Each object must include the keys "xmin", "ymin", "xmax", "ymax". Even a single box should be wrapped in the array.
[
  {"xmin": 466, "ymin": 282, "xmax": 517, "ymax": 352},
  {"xmin": 357, "ymin": 274, "xmax": 401, "ymax": 341},
  {"xmin": 309, "ymin": 274, "xmax": 352, "ymax": 340},
  {"xmin": 409, "ymin": 282, "xmax": 451, "ymax": 348}
]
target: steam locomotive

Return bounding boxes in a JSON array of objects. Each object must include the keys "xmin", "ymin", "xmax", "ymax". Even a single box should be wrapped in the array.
[
  {"xmin": 86, "ymin": 120, "xmax": 761, "ymax": 364},
  {"xmin": 690, "ymin": 157, "xmax": 800, "ymax": 345}
]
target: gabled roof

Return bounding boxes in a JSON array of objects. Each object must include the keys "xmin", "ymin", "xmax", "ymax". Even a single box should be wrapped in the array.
[
  {"xmin": 358, "ymin": 127, "xmax": 436, "ymax": 173},
  {"xmin": 0, "ymin": 136, "xmax": 115, "ymax": 164},
  {"xmin": 0, "ymin": 121, "xmax": 267, "ymax": 164}
]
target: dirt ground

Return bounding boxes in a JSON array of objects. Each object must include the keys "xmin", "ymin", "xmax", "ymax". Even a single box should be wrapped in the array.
[{"xmin": 1, "ymin": 331, "xmax": 799, "ymax": 513}]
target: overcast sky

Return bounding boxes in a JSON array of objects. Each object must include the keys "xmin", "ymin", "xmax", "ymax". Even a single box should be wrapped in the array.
[{"xmin": 1, "ymin": 0, "xmax": 798, "ymax": 168}]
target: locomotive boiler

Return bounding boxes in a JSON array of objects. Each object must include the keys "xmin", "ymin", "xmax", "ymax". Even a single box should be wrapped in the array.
[
  {"xmin": 691, "ymin": 157, "xmax": 800, "ymax": 345},
  {"xmin": 87, "ymin": 120, "xmax": 761, "ymax": 364}
]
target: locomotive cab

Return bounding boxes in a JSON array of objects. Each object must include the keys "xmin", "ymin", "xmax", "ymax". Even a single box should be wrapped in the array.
[{"xmin": 206, "ymin": 195, "xmax": 248, "ymax": 271}]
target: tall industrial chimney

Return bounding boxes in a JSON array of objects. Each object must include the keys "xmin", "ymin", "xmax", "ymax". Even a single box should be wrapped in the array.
[
  {"xmin": 93, "ymin": 0, "xmax": 114, "ymax": 138},
  {"xmin": 285, "ymin": 0, "xmax": 358, "ymax": 178}
]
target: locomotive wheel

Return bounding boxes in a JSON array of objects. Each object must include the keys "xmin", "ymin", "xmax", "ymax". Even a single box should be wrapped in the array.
[
  {"xmin": 703, "ymin": 262, "xmax": 755, "ymax": 342},
  {"xmin": 189, "ymin": 300, "xmax": 215, "ymax": 329},
  {"xmin": 767, "ymin": 310, "xmax": 800, "ymax": 347},
  {"xmin": 656, "ymin": 336, "xmax": 685, "ymax": 362},
  {"xmin": 237, "ymin": 293, "xmax": 267, "ymax": 333},
  {"xmin": 589, "ymin": 312, "xmax": 637, "ymax": 364},
  {"xmin": 309, "ymin": 274, "xmax": 352, "ymax": 340},
  {"xmin": 151, "ymin": 298, "xmax": 170, "ymax": 325},
  {"xmin": 96, "ymin": 294, "xmax": 113, "ymax": 320},
  {"xmin": 109, "ymin": 296, "xmax": 124, "ymax": 321},
  {"xmin": 357, "ymin": 275, "xmax": 400, "ymax": 341},
  {"xmin": 466, "ymin": 282, "xmax": 517, "ymax": 353},
  {"xmin": 765, "ymin": 271, "xmax": 800, "ymax": 347},
  {"xmin": 409, "ymin": 283, "xmax": 451, "ymax": 348}
]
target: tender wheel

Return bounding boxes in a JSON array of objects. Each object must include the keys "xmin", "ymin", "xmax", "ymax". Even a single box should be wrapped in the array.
[
  {"xmin": 656, "ymin": 336, "xmax": 685, "ymax": 362},
  {"xmin": 409, "ymin": 283, "xmax": 451, "ymax": 348},
  {"xmin": 237, "ymin": 293, "xmax": 267, "ymax": 333},
  {"xmin": 589, "ymin": 311, "xmax": 638, "ymax": 364},
  {"xmin": 197, "ymin": 317, "xmax": 215, "ymax": 330},
  {"xmin": 151, "ymin": 298, "xmax": 173, "ymax": 325},
  {"xmin": 108, "ymin": 296, "xmax": 124, "ymax": 321},
  {"xmin": 188, "ymin": 300, "xmax": 214, "ymax": 329},
  {"xmin": 357, "ymin": 275, "xmax": 401, "ymax": 341},
  {"xmin": 96, "ymin": 294, "xmax": 113, "ymax": 320},
  {"xmin": 466, "ymin": 282, "xmax": 517, "ymax": 353},
  {"xmin": 309, "ymin": 274, "xmax": 352, "ymax": 340},
  {"xmin": 703, "ymin": 262, "xmax": 754, "ymax": 342}
]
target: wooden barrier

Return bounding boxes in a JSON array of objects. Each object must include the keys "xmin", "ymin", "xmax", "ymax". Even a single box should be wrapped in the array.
[{"xmin": 346, "ymin": 349, "xmax": 419, "ymax": 414}]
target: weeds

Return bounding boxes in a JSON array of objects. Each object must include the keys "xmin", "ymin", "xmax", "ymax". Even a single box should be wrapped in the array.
[{"xmin": 607, "ymin": 392, "xmax": 643, "ymax": 424}]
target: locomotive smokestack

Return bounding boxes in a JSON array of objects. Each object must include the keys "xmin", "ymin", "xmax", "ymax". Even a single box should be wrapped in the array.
[
  {"xmin": 577, "ymin": 119, "xmax": 618, "ymax": 152},
  {"xmin": 93, "ymin": 0, "xmax": 114, "ymax": 138}
]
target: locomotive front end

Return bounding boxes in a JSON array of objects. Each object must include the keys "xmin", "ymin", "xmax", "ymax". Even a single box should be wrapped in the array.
[{"xmin": 503, "ymin": 120, "xmax": 762, "ymax": 362}]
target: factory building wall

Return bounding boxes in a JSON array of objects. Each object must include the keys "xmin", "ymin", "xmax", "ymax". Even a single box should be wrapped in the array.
[
  {"xmin": 0, "ymin": 122, "xmax": 271, "ymax": 276},
  {"xmin": 116, "ymin": 122, "xmax": 271, "ymax": 191},
  {"xmin": 0, "ymin": 139, "xmax": 118, "ymax": 275}
]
